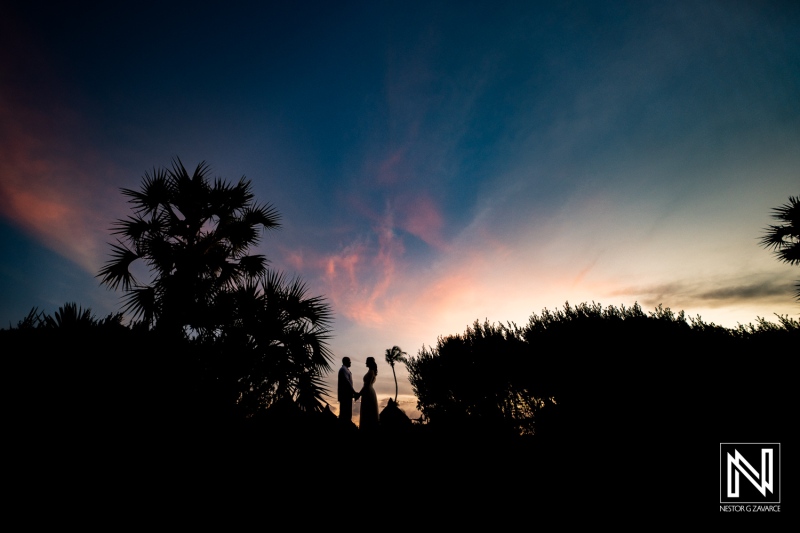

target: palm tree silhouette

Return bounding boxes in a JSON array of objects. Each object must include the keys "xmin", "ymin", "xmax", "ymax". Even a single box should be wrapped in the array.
[
  {"xmin": 16, "ymin": 302, "xmax": 112, "ymax": 329},
  {"xmin": 224, "ymin": 270, "xmax": 334, "ymax": 414},
  {"xmin": 760, "ymin": 195, "xmax": 800, "ymax": 301},
  {"xmin": 45, "ymin": 302, "xmax": 97, "ymax": 329},
  {"xmin": 385, "ymin": 345, "xmax": 407, "ymax": 403},
  {"xmin": 97, "ymin": 158, "xmax": 334, "ymax": 417},
  {"xmin": 97, "ymin": 158, "xmax": 280, "ymax": 337}
]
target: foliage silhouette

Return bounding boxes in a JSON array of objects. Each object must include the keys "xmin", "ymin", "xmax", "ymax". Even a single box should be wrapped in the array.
[
  {"xmin": 2, "ymin": 303, "xmax": 180, "ymax": 436},
  {"xmin": 405, "ymin": 301, "xmax": 798, "ymax": 443},
  {"xmin": 4, "ymin": 297, "xmax": 794, "ymax": 504},
  {"xmin": 203, "ymin": 270, "xmax": 334, "ymax": 417},
  {"xmin": 15, "ymin": 302, "xmax": 124, "ymax": 330},
  {"xmin": 97, "ymin": 158, "xmax": 280, "ymax": 338},
  {"xmin": 760, "ymin": 195, "xmax": 800, "ymax": 301},
  {"xmin": 96, "ymin": 159, "xmax": 334, "ymax": 419},
  {"xmin": 406, "ymin": 319, "xmax": 535, "ymax": 437},
  {"xmin": 384, "ymin": 345, "xmax": 407, "ymax": 403}
]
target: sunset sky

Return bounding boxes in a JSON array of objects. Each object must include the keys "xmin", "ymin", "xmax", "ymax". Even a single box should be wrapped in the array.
[{"xmin": 2, "ymin": 1, "xmax": 798, "ymax": 419}]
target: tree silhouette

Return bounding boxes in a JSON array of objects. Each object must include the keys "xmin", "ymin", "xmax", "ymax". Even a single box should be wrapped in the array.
[
  {"xmin": 760, "ymin": 195, "xmax": 800, "ymax": 301},
  {"xmin": 97, "ymin": 158, "xmax": 280, "ymax": 338},
  {"xmin": 97, "ymin": 158, "xmax": 334, "ymax": 418},
  {"xmin": 406, "ymin": 320, "xmax": 536, "ymax": 436},
  {"xmin": 385, "ymin": 345, "xmax": 407, "ymax": 403},
  {"xmin": 404, "ymin": 301, "xmax": 799, "ymax": 445},
  {"xmin": 214, "ymin": 271, "xmax": 334, "ymax": 415},
  {"xmin": 14, "ymin": 302, "xmax": 123, "ymax": 330}
]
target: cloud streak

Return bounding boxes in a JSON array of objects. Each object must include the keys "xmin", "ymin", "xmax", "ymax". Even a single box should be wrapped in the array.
[{"xmin": 0, "ymin": 106, "xmax": 121, "ymax": 274}]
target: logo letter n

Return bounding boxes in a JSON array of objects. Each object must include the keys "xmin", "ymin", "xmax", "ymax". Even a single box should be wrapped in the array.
[{"xmin": 727, "ymin": 449, "xmax": 773, "ymax": 498}]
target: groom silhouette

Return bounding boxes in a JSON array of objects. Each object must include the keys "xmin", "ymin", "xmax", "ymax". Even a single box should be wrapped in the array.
[{"xmin": 338, "ymin": 357, "xmax": 359, "ymax": 424}]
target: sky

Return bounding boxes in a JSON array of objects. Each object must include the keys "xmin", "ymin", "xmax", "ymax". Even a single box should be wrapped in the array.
[{"xmin": 2, "ymin": 1, "xmax": 799, "ymax": 421}]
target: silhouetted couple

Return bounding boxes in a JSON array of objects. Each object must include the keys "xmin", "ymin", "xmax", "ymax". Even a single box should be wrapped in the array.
[{"xmin": 338, "ymin": 356, "xmax": 379, "ymax": 430}]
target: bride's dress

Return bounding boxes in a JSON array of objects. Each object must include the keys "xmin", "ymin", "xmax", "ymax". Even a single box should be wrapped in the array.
[{"xmin": 359, "ymin": 370, "xmax": 379, "ymax": 429}]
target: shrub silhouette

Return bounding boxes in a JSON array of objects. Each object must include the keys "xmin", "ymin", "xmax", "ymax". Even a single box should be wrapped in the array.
[{"xmin": 405, "ymin": 301, "xmax": 797, "ymax": 444}]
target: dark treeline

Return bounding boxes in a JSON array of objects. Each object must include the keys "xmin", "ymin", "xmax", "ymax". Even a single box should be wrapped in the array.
[
  {"xmin": 2, "ymin": 303, "xmax": 336, "ymax": 433},
  {"xmin": 5, "ymin": 300, "xmax": 795, "ymax": 445},
  {"xmin": 3, "ymin": 300, "xmax": 796, "ymax": 507},
  {"xmin": 406, "ymin": 301, "xmax": 796, "ymax": 445}
]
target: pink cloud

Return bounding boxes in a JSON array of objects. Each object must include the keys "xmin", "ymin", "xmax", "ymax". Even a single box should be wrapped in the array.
[
  {"xmin": 327, "ymin": 226, "xmax": 403, "ymax": 327},
  {"xmin": 275, "ymin": 216, "xmax": 410, "ymax": 329},
  {"xmin": 0, "ymin": 80, "xmax": 124, "ymax": 274},
  {"xmin": 6, "ymin": 189, "xmax": 72, "ymax": 225},
  {"xmin": 398, "ymin": 193, "xmax": 448, "ymax": 250},
  {"xmin": 325, "ymin": 248, "xmax": 363, "ymax": 288}
]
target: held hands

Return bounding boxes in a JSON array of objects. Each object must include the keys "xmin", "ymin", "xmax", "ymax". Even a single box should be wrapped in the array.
[{"xmin": 354, "ymin": 392, "xmax": 361, "ymax": 401}]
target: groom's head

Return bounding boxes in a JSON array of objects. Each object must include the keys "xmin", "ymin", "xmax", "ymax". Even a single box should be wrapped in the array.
[{"xmin": 342, "ymin": 357, "xmax": 351, "ymax": 367}]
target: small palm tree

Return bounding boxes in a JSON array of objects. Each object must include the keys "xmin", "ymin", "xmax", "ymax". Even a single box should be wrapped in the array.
[
  {"xmin": 45, "ymin": 302, "xmax": 97, "ymax": 329},
  {"xmin": 760, "ymin": 195, "xmax": 800, "ymax": 301},
  {"xmin": 385, "ymin": 345, "xmax": 407, "ymax": 403}
]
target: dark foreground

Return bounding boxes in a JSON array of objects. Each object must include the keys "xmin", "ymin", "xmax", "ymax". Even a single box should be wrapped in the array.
[{"xmin": 9, "ymin": 406, "xmax": 792, "ymax": 524}]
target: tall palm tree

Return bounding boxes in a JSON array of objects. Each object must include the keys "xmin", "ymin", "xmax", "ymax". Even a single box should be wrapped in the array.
[
  {"xmin": 760, "ymin": 195, "xmax": 800, "ymax": 301},
  {"xmin": 385, "ymin": 345, "xmax": 407, "ymax": 403},
  {"xmin": 97, "ymin": 158, "xmax": 281, "ymax": 337},
  {"xmin": 98, "ymin": 158, "xmax": 335, "ymax": 419}
]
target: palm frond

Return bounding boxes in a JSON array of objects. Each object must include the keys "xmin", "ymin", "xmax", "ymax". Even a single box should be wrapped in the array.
[
  {"xmin": 120, "ymin": 285, "xmax": 157, "ymax": 324},
  {"xmin": 193, "ymin": 160, "xmax": 212, "ymax": 180},
  {"xmin": 50, "ymin": 302, "xmax": 97, "ymax": 328},
  {"xmin": 778, "ymin": 244, "xmax": 800, "ymax": 265},
  {"xmin": 245, "ymin": 202, "xmax": 282, "ymax": 232},
  {"xmin": 219, "ymin": 217, "xmax": 259, "ymax": 251},
  {"xmin": 110, "ymin": 214, "xmax": 159, "ymax": 242},
  {"xmin": 170, "ymin": 157, "xmax": 192, "ymax": 182},
  {"xmin": 293, "ymin": 371, "xmax": 331, "ymax": 412},
  {"xmin": 262, "ymin": 269, "xmax": 287, "ymax": 297},
  {"xmin": 210, "ymin": 176, "xmax": 254, "ymax": 215},
  {"xmin": 143, "ymin": 235, "xmax": 176, "ymax": 274},
  {"xmin": 213, "ymin": 260, "xmax": 240, "ymax": 291},
  {"xmin": 97, "ymin": 242, "xmax": 140, "ymax": 290},
  {"xmin": 759, "ymin": 225, "xmax": 791, "ymax": 250},
  {"xmin": 385, "ymin": 345, "xmax": 408, "ymax": 366},
  {"xmin": 121, "ymin": 167, "xmax": 171, "ymax": 213},
  {"xmin": 771, "ymin": 195, "xmax": 800, "ymax": 225},
  {"xmin": 305, "ymin": 329, "xmax": 335, "ymax": 369},
  {"xmin": 761, "ymin": 195, "xmax": 800, "ymax": 269},
  {"xmin": 238, "ymin": 254, "xmax": 268, "ymax": 278},
  {"xmin": 16, "ymin": 307, "xmax": 46, "ymax": 329}
]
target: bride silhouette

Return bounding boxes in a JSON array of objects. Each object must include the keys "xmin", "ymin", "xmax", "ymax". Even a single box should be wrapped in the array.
[{"xmin": 358, "ymin": 357, "xmax": 379, "ymax": 430}]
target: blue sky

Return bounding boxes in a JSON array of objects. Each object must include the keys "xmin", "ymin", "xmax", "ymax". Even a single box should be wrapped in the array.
[{"xmin": 2, "ymin": 1, "xmax": 799, "ymax": 418}]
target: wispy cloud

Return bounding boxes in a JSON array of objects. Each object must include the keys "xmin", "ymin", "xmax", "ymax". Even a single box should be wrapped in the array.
[
  {"xmin": 396, "ymin": 193, "xmax": 448, "ymax": 250},
  {"xmin": 610, "ymin": 272, "xmax": 798, "ymax": 313},
  {"xmin": 0, "ymin": 113, "xmax": 122, "ymax": 273}
]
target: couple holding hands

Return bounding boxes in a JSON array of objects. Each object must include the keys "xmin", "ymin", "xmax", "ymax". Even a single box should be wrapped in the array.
[{"xmin": 338, "ymin": 356, "xmax": 379, "ymax": 430}]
